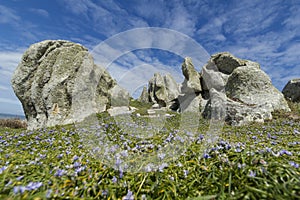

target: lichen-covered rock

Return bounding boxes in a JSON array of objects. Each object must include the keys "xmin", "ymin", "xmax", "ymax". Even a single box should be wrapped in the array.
[
  {"xmin": 109, "ymin": 85, "xmax": 130, "ymax": 107},
  {"xmin": 181, "ymin": 57, "xmax": 202, "ymax": 94},
  {"xmin": 282, "ymin": 79, "xmax": 300, "ymax": 102},
  {"xmin": 137, "ymin": 86, "xmax": 149, "ymax": 103},
  {"xmin": 225, "ymin": 65, "xmax": 289, "ymax": 112},
  {"xmin": 146, "ymin": 73, "xmax": 180, "ymax": 108},
  {"xmin": 11, "ymin": 40, "xmax": 126, "ymax": 130},
  {"xmin": 202, "ymin": 52, "xmax": 290, "ymax": 125}
]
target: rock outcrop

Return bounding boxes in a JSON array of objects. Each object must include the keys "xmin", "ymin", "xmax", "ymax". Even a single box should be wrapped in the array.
[
  {"xmin": 140, "ymin": 73, "xmax": 180, "ymax": 108},
  {"xmin": 11, "ymin": 40, "xmax": 129, "ymax": 130},
  {"xmin": 139, "ymin": 52, "xmax": 290, "ymax": 125},
  {"xmin": 282, "ymin": 79, "xmax": 300, "ymax": 102},
  {"xmin": 202, "ymin": 52, "xmax": 290, "ymax": 125}
]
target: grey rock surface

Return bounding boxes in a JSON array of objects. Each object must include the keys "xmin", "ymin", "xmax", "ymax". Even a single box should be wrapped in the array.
[
  {"xmin": 202, "ymin": 52, "xmax": 290, "ymax": 125},
  {"xmin": 282, "ymin": 79, "xmax": 300, "ymax": 102},
  {"xmin": 146, "ymin": 73, "xmax": 180, "ymax": 108},
  {"xmin": 137, "ymin": 86, "xmax": 149, "ymax": 103},
  {"xmin": 181, "ymin": 57, "xmax": 202, "ymax": 94},
  {"xmin": 11, "ymin": 40, "xmax": 128, "ymax": 130}
]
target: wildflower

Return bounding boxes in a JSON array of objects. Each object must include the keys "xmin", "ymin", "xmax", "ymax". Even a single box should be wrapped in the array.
[
  {"xmin": 45, "ymin": 189, "xmax": 52, "ymax": 198},
  {"xmin": 0, "ymin": 166, "xmax": 7, "ymax": 174},
  {"xmin": 123, "ymin": 189, "xmax": 134, "ymax": 200},
  {"xmin": 235, "ymin": 147, "xmax": 242, "ymax": 153},
  {"xmin": 73, "ymin": 162, "xmax": 81, "ymax": 168},
  {"xmin": 57, "ymin": 154, "xmax": 63, "ymax": 159},
  {"xmin": 26, "ymin": 182, "xmax": 43, "ymax": 190},
  {"xmin": 112, "ymin": 176, "xmax": 117, "ymax": 183},
  {"xmin": 73, "ymin": 155, "xmax": 79, "ymax": 161},
  {"xmin": 203, "ymin": 153, "xmax": 211, "ymax": 159},
  {"xmin": 289, "ymin": 161, "xmax": 299, "ymax": 168},
  {"xmin": 237, "ymin": 163, "xmax": 246, "ymax": 169},
  {"xmin": 54, "ymin": 169, "xmax": 66, "ymax": 177},
  {"xmin": 16, "ymin": 175, "xmax": 24, "ymax": 181},
  {"xmin": 5, "ymin": 180, "xmax": 12, "ymax": 187},
  {"xmin": 249, "ymin": 170, "xmax": 256, "ymax": 177},
  {"xmin": 145, "ymin": 163, "xmax": 154, "ymax": 172},
  {"xmin": 13, "ymin": 186, "xmax": 26, "ymax": 194},
  {"xmin": 183, "ymin": 170, "xmax": 189, "ymax": 178},
  {"xmin": 279, "ymin": 150, "xmax": 292, "ymax": 156},
  {"xmin": 158, "ymin": 163, "xmax": 168, "ymax": 172}
]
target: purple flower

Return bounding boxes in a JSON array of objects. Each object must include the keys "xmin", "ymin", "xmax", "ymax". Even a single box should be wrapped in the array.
[
  {"xmin": 13, "ymin": 186, "xmax": 26, "ymax": 194},
  {"xmin": 57, "ymin": 154, "xmax": 63, "ymax": 159},
  {"xmin": 203, "ymin": 153, "xmax": 211, "ymax": 159},
  {"xmin": 73, "ymin": 162, "xmax": 81, "ymax": 168},
  {"xmin": 26, "ymin": 182, "xmax": 43, "ymax": 190},
  {"xmin": 16, "ymin": 176, "xmax": 24, "ymax": 181},
  {"xmin": 183, "ymin": 170, "xmax": 189, "ymax": 178},
  {"xmin": 54, "ymin": 169, "xmax": 66, "ymax": 177},
  {"xmin": 289, "ymin": 161, "xmax": 299, "ymax": 168},
  {"xmin": 123, "ymin": 189, "xmax": 134, "ymax": 200},
  {"xmin": 279, "ymin": 150, "xmax": 292, "ymax": 156},
  {"xmin": 46, "ymin": 189, "xmax": 52, "ymax": 198},
  {"xmin": 73, "ymin": 155, "xmax": 79, "ymax": 161},
  {"xmin": 249, "ymin": 170, "xmax": 256, "ymax": 177},
  {"xmin": 158, "ymin": 163, "xmax": 168, "ymax": 172},
  {"xmin": 0, "ymin": 166, "xmax": 7, "ymax": 174},
  {"xmin": 112, "ymin": 176, "xmax": 117, "ymax": 183},
  {"xmin": 238, "ymin": 163, "xmax": 246, "ymax": 169}
]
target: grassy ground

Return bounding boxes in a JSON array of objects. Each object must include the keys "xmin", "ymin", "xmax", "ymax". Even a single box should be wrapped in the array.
[{"xmin": 0, "ymin": 103, "xmax": 300, "ymax": 199}]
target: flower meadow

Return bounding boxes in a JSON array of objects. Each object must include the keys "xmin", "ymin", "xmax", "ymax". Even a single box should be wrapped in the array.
[{"xmin": 0, "ymin": 107, "xmax": 300, "ymax": 199}]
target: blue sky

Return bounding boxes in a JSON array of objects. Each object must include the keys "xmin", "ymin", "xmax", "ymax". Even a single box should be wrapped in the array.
[{"xmin": 0, "ymin": 0, "xmax": 299, "ymax": 115}]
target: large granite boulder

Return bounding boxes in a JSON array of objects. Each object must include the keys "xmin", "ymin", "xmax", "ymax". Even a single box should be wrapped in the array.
[
  {"xmin": 202, "ymin": 52, "xmax": 290, "ymax": 125},
  {"xmin": 141, "ymin": 73, "xmax": 180, "ymax": 108},
  {"xmin": 282, "ymin": 79, "xmax": 300, "ymax": 102},
  {"xmin": 11, "ymin": 40, "xmax": 128, "ymax": 130}
]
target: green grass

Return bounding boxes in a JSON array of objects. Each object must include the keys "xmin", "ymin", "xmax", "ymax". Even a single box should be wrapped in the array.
[{"xmin": 0, "ymin": 103, "xmax": 300, "ymax": 199}]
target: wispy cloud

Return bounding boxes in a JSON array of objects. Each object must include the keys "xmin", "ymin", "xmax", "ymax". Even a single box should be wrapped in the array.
[
  {"xmin": 29, "ymin": 8, "xmax": 49, "ymax": 18},
  {"xmin": 0, "ymin": 51, "xmax": 23, "ymax": 76},
  {"xmin": 0, "ymin": 5, "xmax": 20, "ymax": 25}
]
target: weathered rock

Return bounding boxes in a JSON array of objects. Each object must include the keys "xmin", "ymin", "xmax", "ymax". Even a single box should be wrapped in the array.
[
  {"xmin": 177, "ymin": 94, "xmax": 202, "ymax": 112},
  {"xmin": 137, "ymin": 86, "xmax": 149, "ymax": 103},
  {"xmin": 109, "ymin": 85, "xmax": 130, "ymax": 107},
  {"xmin": 225, "ymin": 65, "xmax": 290, "ymax": 112},
  {"xmin": 181, "ymin": 57, "xmax": 202, "ymax": 94},
  {"xmin": 211, "ymin": 52, "xmax": 247, "ymax": 74},
  {"xmin": 202, "ymin": 52, "xmax": 290, "ymax": 125},
  {"xmin": 147, "ymin": 73, "xmax": 180, "ymax": 108},
  {"xmin": 282, "ymin": 79, "xmax": 300, "ymax": 102},
  {"xmin": 11, "ymin": 40, "xmax": 127, "ymax": 130}
]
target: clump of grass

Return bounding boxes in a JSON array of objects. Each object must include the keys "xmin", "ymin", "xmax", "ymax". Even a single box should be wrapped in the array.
[{"xmin": 0, "ymin": 118, "xmax": 27, "ymax": 129}]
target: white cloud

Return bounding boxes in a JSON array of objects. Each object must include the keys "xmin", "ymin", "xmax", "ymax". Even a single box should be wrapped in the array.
[
  {"xmin": 0, "ymin": 5, "xmax": 20, "ymax": 25},
  {"xmin": 29, "ymin": 8, "xmax": 49, "ymax": 18},
  {"xmin": 0, "ymin": 51, "xmax": 23, "ymax": 75}
]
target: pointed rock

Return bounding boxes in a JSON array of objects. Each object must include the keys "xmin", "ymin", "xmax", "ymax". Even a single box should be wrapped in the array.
[{"xmin": 181, "ymin": 57, "xmax": 202, "ymax": 94}]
